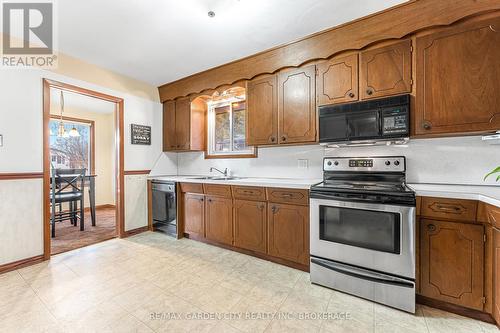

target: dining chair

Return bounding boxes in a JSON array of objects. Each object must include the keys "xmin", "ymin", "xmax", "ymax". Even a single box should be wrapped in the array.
[{"xmin": 50, "ymin": 168, "xmax": 86, "ymax": 238}]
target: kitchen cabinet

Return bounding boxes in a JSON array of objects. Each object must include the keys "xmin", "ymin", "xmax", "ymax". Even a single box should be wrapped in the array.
[
  {"xmin": 420, "ymin": 218, "xmax": 485, "ymax": 310},
  {"xmin": 268, "ymin": 203, "xmax": 309, "ymax": 266},
  {"xmin": 317, "ymin": 54, "xmax": 359, "ymax": 105},
  {"xmin": 205, "ymin": 196, "xmax": 233, "ymax": 245},
  {"xmin": 494, "ymin": 228, "xmax": 500, "ymax": 324},
  {"xmin": 278, "ymin": 65, "xmax": 317, "ymax": 144},
  {"xmin": 233, "ymin": 199, "xmax": 267, "ymax": 254},
  {"xmin": 415, "ymin": 15, "xmax": 500, "ymax": 136},
  {"xmin": 359, "ymin": 39, "xmax": 412, "ymax": 100},
  {"xmin": 162, "ymin": 97, "xmax": 205, "ymax": 152},
  {"xmin": 183, "ymin": 193, "xmax": 205, "ymax": 238},
  {"xmin": 246, "ymin": 75, "xmax": 278, "ymax": 146}
]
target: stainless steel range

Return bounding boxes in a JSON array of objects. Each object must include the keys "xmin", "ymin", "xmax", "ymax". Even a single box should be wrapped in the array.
[{"xmin": 309, "ymin": 156, "xmax": 416, "ymax": 313}]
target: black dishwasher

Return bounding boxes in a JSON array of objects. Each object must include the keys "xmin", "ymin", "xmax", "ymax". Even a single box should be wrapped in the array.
[{"xmin": 151, "ymin": 180, "xmax": 177, "ymax": 237}]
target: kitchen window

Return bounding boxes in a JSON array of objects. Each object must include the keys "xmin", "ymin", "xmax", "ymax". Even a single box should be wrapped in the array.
[{"xmin": 206, "ymin": 99, "xmax": 256, "ymax": 158}]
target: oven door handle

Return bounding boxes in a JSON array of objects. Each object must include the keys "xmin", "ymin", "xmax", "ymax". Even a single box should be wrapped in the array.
[{"xmin": 311, "ymin": 258, "xmax": 414, "ymax": 288}]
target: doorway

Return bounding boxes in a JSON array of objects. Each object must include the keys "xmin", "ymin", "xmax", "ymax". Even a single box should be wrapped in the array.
[{"xmin": 42, "ymin": 79, "xmax": 125, "ymax": 259}]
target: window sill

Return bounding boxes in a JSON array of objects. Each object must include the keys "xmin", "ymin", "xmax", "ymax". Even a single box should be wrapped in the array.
[{"xmin": 204, "ymin": 150, "xmax": 258, "ymax": 159}]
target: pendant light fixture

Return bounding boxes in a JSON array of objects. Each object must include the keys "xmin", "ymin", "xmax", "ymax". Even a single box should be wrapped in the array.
[{"xmin": 57, "ymin": 90, "xmax": 80, "ymax": 138}]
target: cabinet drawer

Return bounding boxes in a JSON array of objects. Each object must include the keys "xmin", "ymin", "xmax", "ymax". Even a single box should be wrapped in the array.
[
  {"xmin": 421, "ymin": 197, "xmax": 477, "ymax": 222},
  {"xmin": 267, "ymin": 188, "xmax": 309, "ymax": 205},
  {"xmin": 180, "ymin": 182, "xmax": 203, "ymax": 194},
  {"xmin": 203, "ymin": 184, "xmax": 232, "ymax": 197},
  {"xmin": 232, "ymin": 186, "xmax": 266, "ymax": 201}
]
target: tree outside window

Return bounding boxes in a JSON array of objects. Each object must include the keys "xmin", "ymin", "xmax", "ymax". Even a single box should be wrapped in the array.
[{"xmin": 49, "ymin": 120, "xmax": 91, "ymax": 171}]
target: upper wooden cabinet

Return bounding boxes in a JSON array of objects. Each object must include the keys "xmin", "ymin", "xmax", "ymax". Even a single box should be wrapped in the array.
[
  {"xmin": 420, "ymin": 218, "xmax": 485, "ymax": 310},
  {"xmin": 246, "ymin": 76, "xmax": 278, "ymax": 146},
  {"xmin": 415, "ymin": 16, "xmax": 500, "ymax": 136},
  {"xmin": 278, "ymin": 65, "xmax": 317, "ymax": 144},
  {"xmin": 246, "ymin": 65, "xmax": 316, "ymax": 146},
  {"xmin": 317, "ymin": 54, "xmax": 359, "ymax": 105},
  {"xmin": 359, "ymin": 39, "xmax": 412, "ymax": 100},
  {"xmin": 162, "ymin": 97, "xmax": 205, "ymax": 152}
]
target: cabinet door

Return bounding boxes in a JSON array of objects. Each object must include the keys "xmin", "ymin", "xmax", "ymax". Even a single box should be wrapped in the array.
[
  {"xmin": 205, "ymin": 196, "xmax": 233, "ymax": 245},
  {"xmin": 268, "ymin": 203, "xmax": 309, "ymax": 265},
  {"xmin": 494, "ymin": 228, "xmax": 500, "ymax": 324},
  {"xmin": 175, "ymin": 97, "xmax": 191, "ymax": 150},
  {"xmin": 415, "ymin": 16, "xmax": 500, "ymax": 135},
  {"xmin": 317, "ymin": 54, "xmax": 359, "ymax": 106},
  {"xmin": 162, "ymin": 101, "xmax": 176, "ymax": 151},
  {"xmin": 247, "ymin": 75, "xmax": 278, "ymax": 145},
  {"xmin": 360, "ymin": 39, "xmax": 412, "ymax": 100},
  {"xmin": 233, "ymin": 200, "xmax": 267, "ymax": 254},
  {"xmin": 420, "ymin": 219, "xmax": 485, "ymax": 310},
  {"xmin": 183, "ymin": 193, "xmax": 204, "ymax": 238},
  {"xmin": 278, "ymin": 65, "xmax": 316, "ymax": 144}
]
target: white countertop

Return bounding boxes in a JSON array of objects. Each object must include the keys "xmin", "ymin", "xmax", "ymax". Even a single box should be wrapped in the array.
[
  {"xmin": 408, "ymin": 183, "xmax": 500, "ymax": 208},
  {"xmin": 149, "ymin": 175, "xmax": 322, "ymax": 190}
]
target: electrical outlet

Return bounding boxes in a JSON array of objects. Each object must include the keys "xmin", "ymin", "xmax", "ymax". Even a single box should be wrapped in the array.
[{"xmin": 297, "ymin": 159, "xmax": 308, "ymax": 169}]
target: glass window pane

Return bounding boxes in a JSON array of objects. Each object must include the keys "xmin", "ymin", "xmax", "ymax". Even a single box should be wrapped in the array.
[
  {"xmin": 214, "ymin": 106, "xmax": 231, "ymax": 152},
  {"xmin": 49, "ymin": 119, "xmax": 91, "ymax": 171},
  {"xmin": 232, "ymin": 102, "xmax": 248, "ymax": 151}
]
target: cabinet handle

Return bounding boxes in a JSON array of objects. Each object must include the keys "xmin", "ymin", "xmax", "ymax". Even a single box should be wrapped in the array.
[
  {"xmin": 427, "ymin": 224, "xmax": 436, "ymax": 232},
  {"xmin": 207, "ymin": 198, "xmax": 212, "ymax": 203},
  {"xmin": 243, "ymin": 190, "xmax": 254, "ymax": 194},
  {"xmin": 422, "ymin": 122, "xmax": 432, "ymax": 130},
  {"xmin": 271, "ymin": 205, "xmax": 279, "ymax": 213},
  {"xmin": 436, "ymin": 204, "xmax": 461, "ymax": 212},
  {"xmin": 200, "ymin": 198, "xmax": 204, "ymax": 202},
  {"xmin": 259, "ymin": 204, "xmax": 265, "ymax": 210},
  {"xmin": 270, "ymin": 136, "xmax": 276, "ymax": 143},
  {"xmin": 281, "ymin": 136, "xmax": 287, "ymax": 142},
  {"xmin": 281, "ymin": 193, "xmax": 293, "ymax": 198},
  {"xmin": 348, "ymin": 92, "xmax": 355, "ymax": 98},
  {"xmin": 366, "ymin": 89, "xmax": 373, "ymax": 95}
]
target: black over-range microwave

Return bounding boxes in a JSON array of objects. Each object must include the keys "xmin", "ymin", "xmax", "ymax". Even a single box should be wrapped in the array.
[{"xmin": 319, "ymin": 94, "xmax": 410, "ymax": 144}]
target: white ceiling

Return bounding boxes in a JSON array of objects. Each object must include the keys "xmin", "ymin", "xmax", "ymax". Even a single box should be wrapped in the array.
[
  {"xmin": 51, "ymin": 88, "xmax": 116, "ymax": 114},
  {"xmin": 30, "ymin": 0, "xmax": 407, "ymax": 86}
]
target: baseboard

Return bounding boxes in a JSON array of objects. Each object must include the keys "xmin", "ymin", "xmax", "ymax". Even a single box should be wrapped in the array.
[
  {"xmin": 0, "ymin": 255, "xmax": 45, "ymax": 275},
  {"xmin": 416, "ymin": 295, "xmax": 496, "ymax": 324},
  {"xmin": 123, "ymin": 226, "xmax": 149, "ymax": 237},
  {"xmin": 84, "ymin": 204, "xmax": 116, "ymax": 212}
]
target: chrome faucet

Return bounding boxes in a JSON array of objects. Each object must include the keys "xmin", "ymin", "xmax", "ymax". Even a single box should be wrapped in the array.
[{"xmin": 210, "ymin": 167, "xmax": 228, "ymax": 177}]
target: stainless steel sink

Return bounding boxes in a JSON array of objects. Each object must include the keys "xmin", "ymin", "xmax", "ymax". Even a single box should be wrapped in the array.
[
  {"xmin": 190, "ymin": 176, "xmax": 218, "ymax": 180},
  {"xmin": 211, "ymin": 177, "xmax": 244, "ymax": 181},
  {"xmin": 189, "ymin": 176, "xmax": 244, "ymax": 181}
]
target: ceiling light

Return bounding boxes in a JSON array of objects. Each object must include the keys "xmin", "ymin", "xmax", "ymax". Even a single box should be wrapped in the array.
[{"xmin": 208, "ymin": 11, "xmax": 215, "ymax": 18}]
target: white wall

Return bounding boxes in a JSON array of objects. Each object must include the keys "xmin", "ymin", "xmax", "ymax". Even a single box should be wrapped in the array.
[
  {"xmin": 169, "ymin": 136, "xmax": 500, "ymax": 186},
  {"xmin": 0, "ymin": 68, "xmax": 173, "ymax": 265},
  {"xmin": 124, "ymin": 174, "xmax": 148, "ymax": 232}
]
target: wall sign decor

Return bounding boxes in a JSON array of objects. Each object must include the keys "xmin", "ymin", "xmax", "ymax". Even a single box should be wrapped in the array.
[{"xmin": 131, "ymin": 124, "xmax": 151, "ymax": 145}]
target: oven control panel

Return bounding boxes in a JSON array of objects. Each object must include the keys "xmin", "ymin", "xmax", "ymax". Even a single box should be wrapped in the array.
[{"xmin": 324, "ymin": 157, "xmax": 405, "ymax": 172}]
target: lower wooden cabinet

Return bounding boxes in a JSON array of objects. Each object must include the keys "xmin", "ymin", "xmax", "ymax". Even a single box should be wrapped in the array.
[
  {"xmin": 183, "ymin": 193, "xmax": 205, "ymax": 238},
  {"xmin": 268, "ymin": 203, "xmax": 309, "ymax": 265},
  {"xmin": 205, "ymin": 196, "xmax": 233, "ymax": 245},
  {"xmin": 420, "ymin": 218, "xmax": 485, "ymax": 310},
  {"xmin": 494, "ymin": 228, "xmax": 500, "ymax": 323},
  {"xmin": 233, "ymin": 199, "xmax": 267, "ymax": 254}
]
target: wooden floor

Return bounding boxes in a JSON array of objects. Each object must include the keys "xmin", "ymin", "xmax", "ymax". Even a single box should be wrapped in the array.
[{"xmin": 50, "ymin": 207, "xmax": 117, "ymax": 255}]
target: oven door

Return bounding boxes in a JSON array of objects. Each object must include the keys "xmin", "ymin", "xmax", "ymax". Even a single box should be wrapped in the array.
[{"xmin": 310, "ymin": 198, "xmax": 415, "ymax": 279}]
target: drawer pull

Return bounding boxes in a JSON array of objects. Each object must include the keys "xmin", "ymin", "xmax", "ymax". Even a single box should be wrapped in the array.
[
  {"xmin": 427, "ymin": 224, "xmax": 436, "ymax": 232},
  {"xmin": 436, "ymin": 204, "xmax": 461, "ymax": 212},
  {"xmin": 281, "ymin": 193, "xmax": 293, "ymax": 198},
  {"xmin": 243, "ymin": 190, "xmax": 255, "ymax": 194},
  {"xmin": 271, "ymin": 205, "xmax": 279, "ymax": 213}
]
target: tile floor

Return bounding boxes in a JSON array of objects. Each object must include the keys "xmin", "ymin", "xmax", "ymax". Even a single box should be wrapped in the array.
[{"xmin": 1, "ymin": 232, "xmax": 498, "ymax": 333}]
